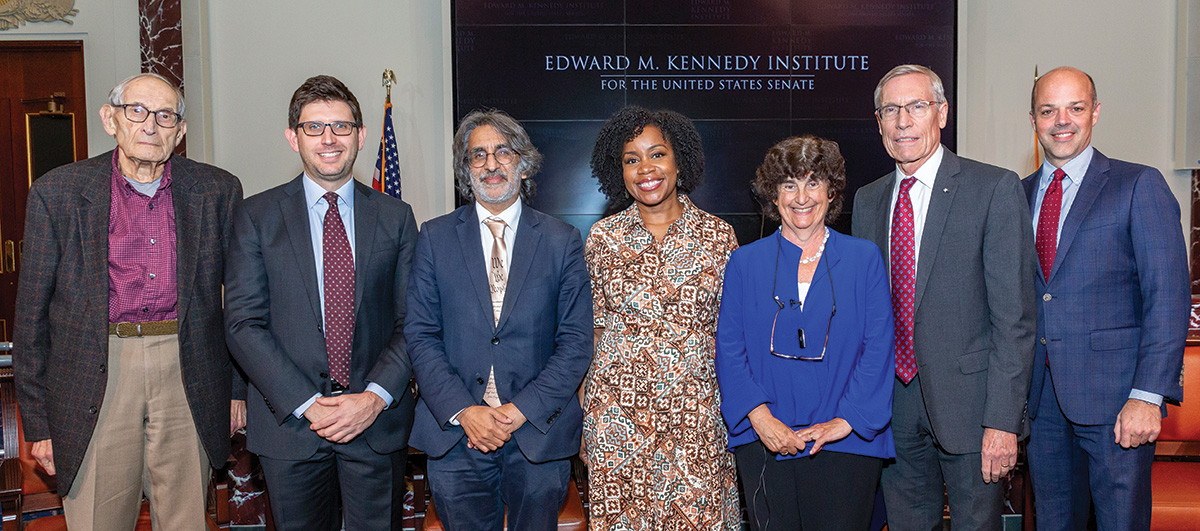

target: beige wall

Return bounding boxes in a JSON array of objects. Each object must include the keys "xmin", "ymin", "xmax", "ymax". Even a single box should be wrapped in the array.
[
  {"xmin": 0, "ymin": 0, "xmax": 141, "ymax": 154},
  {"xmin": 203, "ymin": 0, "xmax": 452, "ymax": 224},
  {"xmin": 957, "ymin": 0, "xmax": 1190, "ymax": 248}
]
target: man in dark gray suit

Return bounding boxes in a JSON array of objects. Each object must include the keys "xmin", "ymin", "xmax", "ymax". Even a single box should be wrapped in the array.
[
  {"xmin": 851, "ymin": 64, "xmax": 1037, "ymax": 530},
  {"xmin": 224, "ymin": 75, "xmax": 417, "ymax": 530}
]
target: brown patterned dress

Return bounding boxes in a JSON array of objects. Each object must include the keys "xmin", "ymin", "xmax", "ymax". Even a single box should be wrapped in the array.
[{"xmin": 583, "ymin": 195, "xmax": 742, "ymax": 531}]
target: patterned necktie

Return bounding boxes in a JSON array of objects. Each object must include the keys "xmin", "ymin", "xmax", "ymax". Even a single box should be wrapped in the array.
[
  {"xmin": 322, "ymin": 192, "xmax": 354, "ymax": 387},
  {"xmin": 482, "ymin": 218, "xmax": 508, "ymax": 407},
  {"xmin": 890, "ymin": 177, "xmax": 918, "ymax": 384},
  {"xmin": 1036, "ymin": 169, "xmax": 1066, "ymax": 279}
]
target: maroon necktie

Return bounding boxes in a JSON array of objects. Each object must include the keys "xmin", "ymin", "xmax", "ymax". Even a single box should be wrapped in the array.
[
  {"xmin": 1036, "ymin": 169, "xmax": 1066, "ymax": 279},
  {"xmin": 322, "ymin": 192, "xmax": 354, "ymax": 387},
  {"xmin": 891, "ymin": 177, "xmax": 918, "ymax": 384}
]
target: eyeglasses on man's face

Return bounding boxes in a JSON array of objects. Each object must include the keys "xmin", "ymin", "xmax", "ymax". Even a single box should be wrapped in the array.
[
  {"xmin": 469, "ymin": 147, "xmax": 517, "ymax": 168},
  {"xmin": 296, "ymin": 121, "xmax": 359, "ymax": 137},
  {"xmin": 875, "ymin": 100, "xmax": 943, "ymax": 121},
  {"xmin": 116, "ymin": 104, "xmax": 182, "ymax": 128}
]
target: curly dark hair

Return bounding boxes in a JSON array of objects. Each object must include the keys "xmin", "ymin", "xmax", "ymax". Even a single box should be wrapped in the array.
[
  {"xmin": 753, "ymin": 135, "xmax": 846, "ymax": 224},
  {"xmin": 288, "ymin": 75, "xmax": 362, "ymax": 129},
  {"xmin": 590, "ymin": 106, "xmax": 704, "ymax": 207}
]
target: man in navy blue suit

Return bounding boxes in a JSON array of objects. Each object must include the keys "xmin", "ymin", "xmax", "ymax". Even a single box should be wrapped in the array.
[
  {"xmin": 1024, "ymin": 66, "xmax": 1189, "ymax": 530},
  {"xmin": 405, "ymin": 109, "xmax": 592, "ymax": 531}
]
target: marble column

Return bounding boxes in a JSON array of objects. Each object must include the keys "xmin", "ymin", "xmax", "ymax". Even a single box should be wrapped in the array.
[{"xmin": 139, "ymin": 0, "xmax": 186, "ymax": 155}]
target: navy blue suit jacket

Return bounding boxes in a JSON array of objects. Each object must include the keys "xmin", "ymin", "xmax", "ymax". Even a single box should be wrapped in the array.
[
  {"xmin": 1024, "ymin": 150, "xmax": 1188, "ymax": 425},
  {"xmin": 224, "ymin": 176, "xmax": 418, "ymax": 460},
  {"xmin": 405, "ymin": 204, "xmax": 592, "ymax": 463}
]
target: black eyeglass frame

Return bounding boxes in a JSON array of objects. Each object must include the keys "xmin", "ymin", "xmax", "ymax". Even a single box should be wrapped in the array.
[
  {"xmin": 295, "ymin": 121, "xmax": 361, "ymax": 137},
  {"xmin": 115, "ymin": 104, "xmax": 183, "ymax": 128},
  {"xmin": 769, "ymin": 231, "xmax": 837, "ymax": 361}
]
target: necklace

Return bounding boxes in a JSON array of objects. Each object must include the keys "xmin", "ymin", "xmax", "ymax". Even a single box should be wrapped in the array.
[{"xmin": 797, "ymin": 228, "xmax": 829, "ymax": 264}]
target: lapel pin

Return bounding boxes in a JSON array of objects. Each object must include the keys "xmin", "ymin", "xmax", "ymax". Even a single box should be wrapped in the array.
[{"xmin": 943, "ymin": 188, "xmax": 949, "ymax": 193}]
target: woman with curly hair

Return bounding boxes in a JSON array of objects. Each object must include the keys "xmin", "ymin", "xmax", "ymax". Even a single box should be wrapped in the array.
[
  {"xmin": 581, "ymin": 106, "xmax": 741, "ymax": 530},
  {"xmin": 716, "ymin": 135, "xmax": 895, "ymax": 530}
]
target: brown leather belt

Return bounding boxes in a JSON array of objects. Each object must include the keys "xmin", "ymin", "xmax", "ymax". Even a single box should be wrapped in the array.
[{"xmin": 108, "ymin": 319, "xmax": 178, "ymax": 337}]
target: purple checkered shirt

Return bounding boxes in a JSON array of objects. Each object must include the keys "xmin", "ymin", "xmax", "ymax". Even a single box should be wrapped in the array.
[{"xmin": 108, "ymin": 151, "xmax": 179, "ymax": 323}]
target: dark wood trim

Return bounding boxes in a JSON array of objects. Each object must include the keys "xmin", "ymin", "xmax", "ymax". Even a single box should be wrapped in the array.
[{"xmin": 0, "ymin": 41, "xmax": 82, "ymax": 52}]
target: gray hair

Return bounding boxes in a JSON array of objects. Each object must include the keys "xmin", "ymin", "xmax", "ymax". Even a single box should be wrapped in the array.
[
  {"xmin": 108, "ymin": 73, "xmax": 185, "ymax": 116},
  {"xmin": 873, "ymin": 64, "xmax": 947, "ymax": 109},
  {"xmin": 453, "ymin": 109, "xmax": 542, "ymax": 201}
]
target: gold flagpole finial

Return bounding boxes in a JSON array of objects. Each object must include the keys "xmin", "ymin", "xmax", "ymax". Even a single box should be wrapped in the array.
[{"xmin": 382, "ymin": 69, "xmax": 396, "ymax": 102}]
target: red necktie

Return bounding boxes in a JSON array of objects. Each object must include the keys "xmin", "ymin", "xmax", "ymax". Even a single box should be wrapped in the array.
[
  {"xmin": 1036, "ymin": 169, "xmax": 1066, "ymax": 279},
  {"xmin": 322, "ymin": 192, "xmax": 354, "ymax": 387},
  {"xmin": 891, "ymin": 177, "xmax": 918, "ymax": 384}
]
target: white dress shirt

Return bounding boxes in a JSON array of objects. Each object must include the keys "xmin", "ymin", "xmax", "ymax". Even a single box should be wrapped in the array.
[{"xmin": 887, "ymin": 144, "xmax": 944, "ymax": 274}]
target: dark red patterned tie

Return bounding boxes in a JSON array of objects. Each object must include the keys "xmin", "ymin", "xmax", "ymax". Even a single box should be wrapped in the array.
[
  {"xmin": 1036, "ymin": 169, "xmax": 1066, "ymax": 279},
  {"xmin": 322, "ymin": 192, "xmax": 354, "ymax": 387},
  {"xmin": 891, "ymin": 177, "xmax": 918, "ymax": 384}
]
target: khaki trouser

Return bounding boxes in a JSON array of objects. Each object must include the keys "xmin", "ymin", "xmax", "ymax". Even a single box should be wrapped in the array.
[{"xmin": 63, "ymin": 334, "xmax": 209, "ymax": 531}]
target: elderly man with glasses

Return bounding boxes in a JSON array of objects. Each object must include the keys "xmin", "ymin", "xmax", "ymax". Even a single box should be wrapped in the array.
[
  {"xmin": 14, "ymin": 72, "xmax": 245, "ymax": 530},
  {"xmin": 851, "ymin": 64, "xmax": 1037, "ymax": 531}
]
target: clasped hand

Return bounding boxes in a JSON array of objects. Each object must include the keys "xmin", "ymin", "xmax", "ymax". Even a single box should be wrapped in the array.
[
  {"xmin": 460, "ymin": 403, "xmax": 527, "ymax": 453},
  {"xmin": 748, "ymin": 404, "xmax": 852, "ymax": 456},
  {"xmin": 304, "ymin": 392, "xmax": 386, "ymax": 444}
]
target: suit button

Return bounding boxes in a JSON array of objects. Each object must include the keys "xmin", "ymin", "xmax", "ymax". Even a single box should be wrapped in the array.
[
  {"xmin": 491, "ymin": 337, "xmax": 500, "ymax": 345},
  {"xmin": 1043, "ymin": 293, "xmax": 1052, "ymax": 302},
  {"xmin": 99, "ymin": 364, "xmax": 106, "ymax": 373},
  {"xmin": 88, "ymin": 406, "xmax": 98, "ymax": 414},
  {"xmin": 1040, "ymin": 337, "xmax": 1047, "ymax": 345},
  {"xmin": 477, "ymin": 377, "xmax": 485, "ymax": 384},
  {"xmin": 319, "ymin": 372, "xmax": 329, "ymax": 379}
]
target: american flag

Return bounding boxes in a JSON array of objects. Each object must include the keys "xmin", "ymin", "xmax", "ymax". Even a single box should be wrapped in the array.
[{"xmin": 372, "ymin": 99, "xmax": 402, "ymax": 199}]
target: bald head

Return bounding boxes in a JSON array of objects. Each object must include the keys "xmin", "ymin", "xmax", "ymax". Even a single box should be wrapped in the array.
[
  {"xmin": 1030, "ymin": 66, "xmax": 1100, "ymax": 167},
  {"xmin": 1031, "ymin": 67, "xmax": 1096, "ymax": 112}
]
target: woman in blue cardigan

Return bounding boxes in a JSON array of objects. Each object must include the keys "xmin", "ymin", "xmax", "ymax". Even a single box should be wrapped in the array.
[{"xmin": 716, "ymin": 135, "xmax": 895, "ymax": 530}]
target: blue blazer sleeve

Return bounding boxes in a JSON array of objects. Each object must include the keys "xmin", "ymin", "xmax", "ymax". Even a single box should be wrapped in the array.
[
  {"xmin": 1129, "ymin": 166, "xmax": 1189, "ymax": 401},
  {"xmin": 405, "ymin": 223, "xmax": 478, "ymax": 427},
  {"xmin": 508, "ymin": 227, "xmax": 594, "ymax": 433},
  {"xmin": 715, "ymin": 247, "xmax": 773, "ymax": 438},
  {"xmin": 833, "ymin": 245, "xmax": 895, "ymax": 441}
]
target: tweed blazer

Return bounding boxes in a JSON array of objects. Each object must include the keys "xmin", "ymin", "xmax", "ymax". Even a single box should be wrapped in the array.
[{"xmin": 14, "ymin": 150, "xmax": 244, "ymax": 494}]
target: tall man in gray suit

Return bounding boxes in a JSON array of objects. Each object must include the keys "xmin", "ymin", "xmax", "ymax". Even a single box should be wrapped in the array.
[
  {"xmin": 406, "ymin": 109, "xmax": 592, "ymax": 531},
  {"xmin": 224, "ymin": 75, "xmax": 417, "ymax": 530},
  {"xmin": 15, "ymin": 73, "xmax": 244, "ymax": 530},
  {"xmin": 851, "ymin": 64, "xmax": 1037, "ymax": 530}
]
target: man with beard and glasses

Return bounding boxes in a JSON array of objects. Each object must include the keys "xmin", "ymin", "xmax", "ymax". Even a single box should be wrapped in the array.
[
  {"xmin": 1023, "ymin": 66, "xmax": 1188, "ymax": 530},
  {"xmin": 224, "ymin": 75, "xmax": 417, "ymax": 530},
  {"xmin": 405, "ymin": 109, "xmax": 592, "ymax": 531}
]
